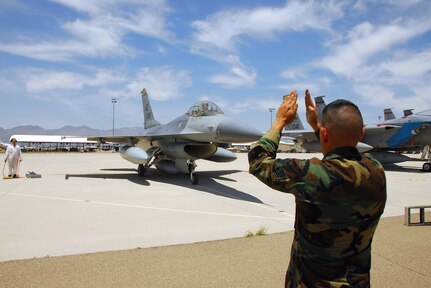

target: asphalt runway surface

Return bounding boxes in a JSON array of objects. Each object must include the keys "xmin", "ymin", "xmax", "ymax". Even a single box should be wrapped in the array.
[{"xmin": 0, "ymin": 152, "xmax": 430, "ymax": 262}]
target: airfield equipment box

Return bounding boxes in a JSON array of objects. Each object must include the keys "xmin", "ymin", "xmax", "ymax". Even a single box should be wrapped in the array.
[{"xmin": 404, "ymin": 205, "xmax": 431, "ymax": 226}]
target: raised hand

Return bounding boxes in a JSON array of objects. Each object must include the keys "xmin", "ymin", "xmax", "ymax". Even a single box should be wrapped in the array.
[
  {"xmin": 305, "ymin": 89, "xmax": 320, "ymax": 131},
  {"xmin": 272, "ymin": 90, "xmax": 299, "ymax": 132}
]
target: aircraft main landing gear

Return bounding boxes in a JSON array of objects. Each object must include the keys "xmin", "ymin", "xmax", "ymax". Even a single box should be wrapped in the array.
[
  {"xmin": 137, "ymin": 147, "xmax": 161, "ymax": 177},
  {"xmin": 423, "ymin": 162, "xmax": 431, "ymax": 172},
  {"xmin": 188, "ymin": 160, "xmax": 198, "ymax": 185}
]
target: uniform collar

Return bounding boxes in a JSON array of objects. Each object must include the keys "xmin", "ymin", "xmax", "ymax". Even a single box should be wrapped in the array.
[{"xmin": 323, "ymin": 146, "xmax": 362, "ymax": 161}]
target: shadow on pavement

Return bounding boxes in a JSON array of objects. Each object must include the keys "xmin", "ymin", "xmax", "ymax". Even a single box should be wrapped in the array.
[
  {"xmin": 64, "ymin": 168, "xmax": 263, "ymax": 204},
  {"xmin": 382, "ymin": 163, "xmax": 426, "ymax": 173},
  {"xmin": 65, "ymin": 172, "xmax": 150, "ymax": 186}
]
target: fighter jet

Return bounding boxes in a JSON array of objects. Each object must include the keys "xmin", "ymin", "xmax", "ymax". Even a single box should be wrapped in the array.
[
  {"xmin": 284, "ymin": 96, "xmax": 431, "ymax": 171},
  {"xmin": 86, "ymin": 89, "xmax": 262, "ymax": 184}
]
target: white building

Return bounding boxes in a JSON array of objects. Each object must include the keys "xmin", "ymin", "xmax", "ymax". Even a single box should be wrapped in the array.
[{"xmin": 9, "ymin": 135, "xmax": 101, "ymax": 152}]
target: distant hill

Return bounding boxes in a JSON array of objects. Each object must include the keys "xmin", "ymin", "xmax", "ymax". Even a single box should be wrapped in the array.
[{"xmin": 0, "ymin": 125, "xmax": 146, "ymax": 142}]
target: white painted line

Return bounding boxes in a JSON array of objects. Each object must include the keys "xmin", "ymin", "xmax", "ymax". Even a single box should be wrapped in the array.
[
  {"xmin": 6, "ymin": 192, "xmax": 294, "ymax": 221},
  {"xmin": 199, "ymin": 183, "xmax": 296, "ymax": 218}
]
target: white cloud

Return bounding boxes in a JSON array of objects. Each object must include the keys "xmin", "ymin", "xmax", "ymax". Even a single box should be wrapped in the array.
[
  {"xmin": 0, "ymin": 0, "xmax": 172, "ymax": 61},
  {"xmin": 189, "ymin": 0, "xmax": 345, "ymax": 89},
  {"xmin": 351, "ymin": 48, "xmax": 431, "ymax": 110},
  {"xmin": 23, "ymin": 69, "xmax": 127, "ymax": 94},
  {"xmin": 379, "ymin": 50, "xmax": 431, "ymax": 79},
  {"xmin": 320, "ymin": 19, "xmax": 431, "ymax": 77},
  {"xmin": 376, "ymin": 0, "xmax": 423, "ymax": 7},
  {"xmin": 26, "ymin": 71, "xmax": 88, "ymax": 93},
  {"xmin": 190, "ymin": 0, "xmax": 345, "ymax": 53},
  {"xmin": 209, "ymin": 57, "xmax": 257, "ymax": 88},
  {"xmin": 127, "ymin": 66, "xmax": 192, "ymax": 101},
  {"xmin": 280, "ymin": 65, "xmax": 333, "ymax": 94},
  {"xmin": 16, "ymin": 65, "xmax": 191, "ymax": 106},
  {"xmin": 273, "ymin": 3, "xmax": 431, "ymax": 115},
  {"xmin": 157, "ymin": 45, "xmax": 167, "ymax": 54}
]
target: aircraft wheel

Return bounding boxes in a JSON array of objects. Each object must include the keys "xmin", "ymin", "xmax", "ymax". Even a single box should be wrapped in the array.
[
  {"xmin": 138, "ymin": 164, "xmax": 146, "ymax": 177},
  {"xmin": 190, "ymin": 172, "xmax": 199, "ymax": 185},
  {"xmin": 423, "ymin": 162, "xmax": 431, "ymax": 172}
]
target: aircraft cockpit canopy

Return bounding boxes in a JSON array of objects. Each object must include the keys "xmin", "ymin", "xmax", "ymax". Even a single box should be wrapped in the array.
[{"xmin": 187, "ymin": 101, "xmax": 224, "ymax": 117}]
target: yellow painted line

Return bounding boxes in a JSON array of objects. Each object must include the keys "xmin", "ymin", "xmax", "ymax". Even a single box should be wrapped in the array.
[{"xmin": 7, "ymin": 192, "xmax": 294, "ymax": 221}]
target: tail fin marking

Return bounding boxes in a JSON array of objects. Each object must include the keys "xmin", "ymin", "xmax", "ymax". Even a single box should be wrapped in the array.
[{"xmin": 141, "ymin": 89, "xmax": 161, "ymax": 129}]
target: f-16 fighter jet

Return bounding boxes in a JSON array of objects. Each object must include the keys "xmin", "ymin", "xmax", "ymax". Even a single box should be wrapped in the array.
[{"xmin": 87, "ymin": 89, "xmax": 262, "ymax": 184}]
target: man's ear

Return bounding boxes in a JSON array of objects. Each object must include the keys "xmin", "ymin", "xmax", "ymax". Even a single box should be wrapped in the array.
[
  {"xmin": 321, "ymin": 127, "xmax": 328, "ymax": 143},
  {"xmin": 359, "ymin": 127, "xmax": 365, "ymax": 141}
]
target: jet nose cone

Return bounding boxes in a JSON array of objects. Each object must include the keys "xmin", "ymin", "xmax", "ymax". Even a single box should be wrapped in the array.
[{"xmin": 217, "ymin": 120, "xmax": 263, "ymax": 143}]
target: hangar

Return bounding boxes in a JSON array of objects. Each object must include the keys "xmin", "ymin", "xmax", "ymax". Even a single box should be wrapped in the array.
[{"xmin": 8, "ymin": 135, "xmax": 102, "ymax": 152}]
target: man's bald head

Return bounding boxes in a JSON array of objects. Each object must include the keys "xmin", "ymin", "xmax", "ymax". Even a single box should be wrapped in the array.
[{"xmin": 321, "ymin": 99, "xmax": 364, "ymax": 143}]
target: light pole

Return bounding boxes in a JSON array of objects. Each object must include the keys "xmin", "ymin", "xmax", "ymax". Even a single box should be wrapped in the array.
[
  {"xmin": 111, "ymin": 98, "xmax": 117, "ymax": 136},
  {"xmin": 269, "ymin": 107, "xmax": 275, "ymax": 128}
]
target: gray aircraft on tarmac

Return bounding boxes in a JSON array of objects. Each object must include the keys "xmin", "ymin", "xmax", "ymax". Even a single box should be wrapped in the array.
[
  {"xmin": 86, "ymin": 89, "xmax": 262, "ymax": 184},
  {"xmin": 284, "ymin": 96, "xmax": 431, "ymax": 171}
]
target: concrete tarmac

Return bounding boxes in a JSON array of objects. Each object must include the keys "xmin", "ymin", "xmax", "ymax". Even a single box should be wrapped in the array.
[
  {"xmin": 0, "ymin": 152, "xmax": 430, "ymax": 263},
  {"xmin": 1, "ymin": 215, "xmax": 430, "ymax": 288}
]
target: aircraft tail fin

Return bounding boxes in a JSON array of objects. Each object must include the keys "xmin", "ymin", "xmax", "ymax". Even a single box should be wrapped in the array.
[
  {"xmin": 315, "ymin": 96, "xmax": 326, "ymax": 122},
  {"xmin": 284, "ymin": 114, "xmax": 304, "ymax": 131},
  {"xmin": 403, "ymin": 109, "xmax": 414, "ymax": 117},
  {"xmin": 141, "ymin": 89, "xmax": 160, "ymax": 129},
  {"xmin": 384, "ymin": 108, "xmax": 396, "ymax": 121}
]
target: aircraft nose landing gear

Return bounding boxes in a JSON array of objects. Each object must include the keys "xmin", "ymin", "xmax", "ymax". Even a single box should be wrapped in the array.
[
  {"xmin": 188, "ymin": 160, "xmax": 198, "ymax": 185},
  {"xmin": 190, "ymin": 172, "xmax": 199, "ymax": 185},
  {"xmin": 138, "ymin": 164, "xmax": 147, "ymax": 177}
]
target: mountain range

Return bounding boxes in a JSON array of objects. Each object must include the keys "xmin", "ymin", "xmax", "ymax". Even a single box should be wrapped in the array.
[{"xmin": 0, "ymin": 125, "xmax": 146, "ymax": 142}]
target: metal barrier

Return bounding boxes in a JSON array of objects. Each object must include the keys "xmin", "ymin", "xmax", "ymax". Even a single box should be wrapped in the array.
[{"xmin": 404, "ymin": 206, "xmax": 431, "ymax": 226}]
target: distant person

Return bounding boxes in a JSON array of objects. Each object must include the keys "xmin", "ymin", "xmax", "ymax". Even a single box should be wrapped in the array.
[
  {"xmin": 248, "ymin": 90, "xmax": 387, "ymax": 287},
  {"xmin": 420, "ymin": 145, "xmax": 430, "ymax": 161},
  {"xmin": 5, "ymin": 138, "xmax": 22, "ymax": 178}
]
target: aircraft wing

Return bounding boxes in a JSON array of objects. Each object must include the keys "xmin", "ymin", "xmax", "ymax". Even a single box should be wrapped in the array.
[
  {"xmin": 85, "ymin": 131, "xmax": 204, "ymax": 144},
  {"xmin": 86, "ymin": 135, "xmax": 151, "ymax": 144},
  {"xmin": 282, "ymin": 130, "xmax": 317, "ymax": 142}
]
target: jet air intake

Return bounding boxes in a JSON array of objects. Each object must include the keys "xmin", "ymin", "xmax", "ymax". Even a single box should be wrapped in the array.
[{"xmin": 120, "ymin": 145, "xmax": 149, "ymax": 164}]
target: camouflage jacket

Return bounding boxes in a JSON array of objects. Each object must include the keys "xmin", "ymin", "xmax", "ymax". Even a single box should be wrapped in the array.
[{"xmin": 248, "ymin": 129, "xmax": 387, "ymax": 288}]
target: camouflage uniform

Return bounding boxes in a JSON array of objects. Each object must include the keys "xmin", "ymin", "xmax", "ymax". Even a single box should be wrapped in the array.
[{"xmin": 248, "ymin": 129, "xmax": 387, "ymax": 288}]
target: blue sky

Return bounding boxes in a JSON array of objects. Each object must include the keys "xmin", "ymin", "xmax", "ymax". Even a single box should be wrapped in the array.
[{"xmin": 1, "ymin": 0, "xmax": 430, "ymax": 132}]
